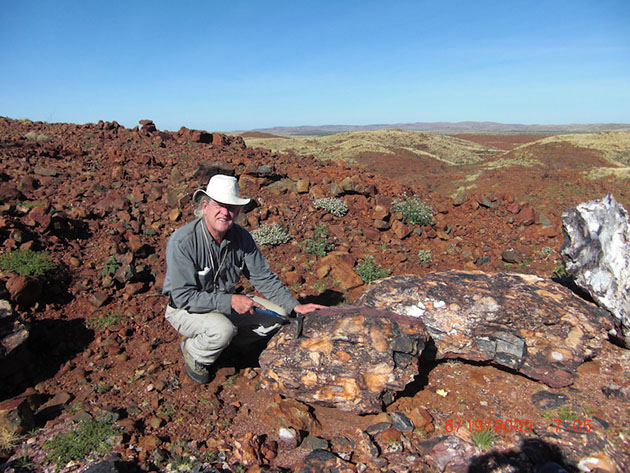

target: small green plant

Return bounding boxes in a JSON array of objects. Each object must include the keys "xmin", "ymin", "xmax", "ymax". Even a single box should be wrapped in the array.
[
  {"xmin": 14, "ymin": 455, "xmax": 34, "ymax": 469},
  {"xmin": 313, "ymin": 198, "xmax": 348, "ymax": 217},
  {"xmin": 471, "ymin": 429, "xmax": 495, "ymax": 449},
  {"xmin": 392, "ymin": 195, "xmax": 433, "ymax": 225},
  {"xmin": 159, "ymin": 402, "xmax": 175, "ymax": 418},
  {"xmin": 166, "ymin": 456, "xmax": 197, "ymax": 471},
  {"xmin": 43, "ymin": 419, "xmax": 121, "ymax": 468},
  {"xmin": 540, "ymin": 246, "xmax": 555, "ymax": 257},
  {"xmin": 303, "ymin": 224, "xmax": 334, "ymax": 257},
  {"xmin": 87, "ymin": 310, "xmax": 125, "ymax": 331},
  {"xmin": 101, "ymin": 255, "xmax": 122, "ymax": 277},
  {"xmin": 251, "ymin": 224, "xmax": 292, "ymax": 246},
  {"xmin": 312, "ymin": 281, "xmax": 326, "ymax": 292},
  {"xmin": 223, "ymin": 374, "xmax": 238, "ymax": 387},
  {"xmin": 0, "ymin": 249, "xmax": 56, "ymax": 276},
  {"xmin": 553, "ymin": 261, "xmax": 568, "ymax": 278},
  {"xmin": 540, "ymin": 405, "xmax": 580, "ymax": 423},
  {"xmin": 20, "ymin": 200, "xmax": 46, "ymax": 208},
  {"xmin": 556, "ymin": 405, "xmax": 579, "ymax": 422},
  {"xmin": 355, "ymin": 256, "xmax": 391, "ymax": 284},
  {"xmin": 91, "ymin": 383, "xmax": 113, "ymax": 394},
  {"xmin": 417, "ymin": 249, "xmax": 432, "ymax": 264}
]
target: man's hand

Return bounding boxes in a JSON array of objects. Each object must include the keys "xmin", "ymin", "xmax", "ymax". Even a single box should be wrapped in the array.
[
  {"xmin": 231, "ymin": 294, "xmax": 265, "ymax": 315},
  {"xmin": 294, "ymin": 303, "xmax": 326, "ymax": 315}
]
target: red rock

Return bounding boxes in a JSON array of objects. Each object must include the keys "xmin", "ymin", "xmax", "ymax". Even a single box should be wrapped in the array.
[
  {"xmin": 374, "ymin": 219, "xmax": 390, "ymax": 230},
  {"xmin": 372, "ymin": 205, "xmax": 390, "ymax": 221},
  {"xmin": 138, "ymin": 434, "xmax": 161, "ymax": 450},
  {"xmin": 363, "ymin": 227, "xmax": 381, "ymax": 241},
  {"xmin": 424, "ymin": 227, "xmax": 437, "ymax": 239},
  {"xmin": 6, "ymin": 275, "xmax": 42, "ymax": 307},
  {"xmin": 296, "ymin": 179, "xmax": 310, "ymax": 193},
  {"xmin": 260, "ymin": 394, "xmax": 320, "ymax": 431},
  {"xmin": 88, "ymin": 292, "xmax": 109, "ymax": 308},
  {"xmin": 517, "ymin": 206, "xmax": 536, "ymax": 226},
  {"xmin": 284, "ymin": 271, "xmax": 304, "ymax": 286},
  {"xmin": 391, "ymin": 220, "xmax": 411, "ymax": 239},
  {"xmin": 507, "ymin": 202, "xmax": 522, "ymax": 214},
  {"xmin": 0, "ymin": 396, "xmax": 35, "ymax": 435},
  {"xmin": 192, "ymin": 130, "xmax": 212, "ymax": 143}
]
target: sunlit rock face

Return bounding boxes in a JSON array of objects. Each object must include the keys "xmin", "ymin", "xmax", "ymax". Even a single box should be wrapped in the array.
[
  {"xmin": 561, "ymin": 194, "xmax": 630, "ymax": 348},
  {"xmin": 358, "ymin": 271, "xmax": 613, "ymax": 387},
  {"xmin": 259, "ymin": 306, "xmax": 430, "ymax": 414}
]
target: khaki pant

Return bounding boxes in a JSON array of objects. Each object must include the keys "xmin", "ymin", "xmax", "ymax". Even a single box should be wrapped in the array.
[{"xmin": 165, "ymin": 296, "xmax": 288, "ymax": 365}]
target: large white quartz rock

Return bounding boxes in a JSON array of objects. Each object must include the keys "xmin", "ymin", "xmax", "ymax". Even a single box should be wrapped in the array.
[{"xmin": 561, "ymin": 194, "xmax": 630, "ymax": 348}]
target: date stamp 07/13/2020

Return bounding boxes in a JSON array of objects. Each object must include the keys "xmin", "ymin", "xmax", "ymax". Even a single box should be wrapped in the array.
[{"xmin": 445, "ymin": 419, "xmax": 594, "ymax": 434}]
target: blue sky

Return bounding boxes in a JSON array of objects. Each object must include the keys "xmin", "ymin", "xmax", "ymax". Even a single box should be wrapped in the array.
[{"xmin": 1, "ymin": 0, "xmax": 629, "ymax": 131}]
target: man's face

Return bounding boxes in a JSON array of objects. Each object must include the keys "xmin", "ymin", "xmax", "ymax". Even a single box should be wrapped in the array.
[{"xmin": 202, "ymin": 198, "xmax": 241, "ymax": 241}]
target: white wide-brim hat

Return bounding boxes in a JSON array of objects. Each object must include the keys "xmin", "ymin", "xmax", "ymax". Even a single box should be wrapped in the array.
[{"xmin": 192, "ymin": 174, "xmax": 251, "ymax": 206}]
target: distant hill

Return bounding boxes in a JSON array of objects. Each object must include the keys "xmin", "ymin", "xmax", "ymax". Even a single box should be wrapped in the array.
[
  {"xmin": 243, "ymin": 121, "xmax": 630, "ymax": 136},
  {"xmin": 241, "ymin": 128, "xmax": 503, "ymax": 165}
]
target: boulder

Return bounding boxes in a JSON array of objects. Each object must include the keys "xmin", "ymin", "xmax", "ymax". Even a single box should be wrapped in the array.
[
  {"xmin": 358, "ymin": 271, "xmax": 612, "ymax": 387},
  {"xmin": 560, "ymin": 194, "xmax": 630, "ymax": 347},
  {"xmin": 6, "ymin": 275, "xmax": 42, "ymax": 307},
  {"xmin": 296, "ymin": 449, "xmax": 355, "ymax": 473},
  {"xmin": 0, "ymin": 299, "xmax": 29, "ymax": 357},
  {"xmin": 0, "ymin": 396, "xmax": 35, "ymax": 436},
  {"xmin": 260, "ymin": 306, "xmax": 430, "ymax": 414}
]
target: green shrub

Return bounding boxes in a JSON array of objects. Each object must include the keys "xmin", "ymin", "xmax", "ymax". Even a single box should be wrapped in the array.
[
  {"xmin": 101, "ymin": 255, "xmax": 121, "ymax": 277},
  {"xmin": 355, "ymin": 256, "xmax": 390, "ymax": 284},
  {"xmin": 251, "ymin": 224, "xmax": 292, "ymax": 246},
  {"xmin": 553, "ymin": 261, "xmax": 568, "ymax": 278},
  {"xmin": 303, "ymin": 224, "xmax": 334, "ymax": 257},
  {"xmin": 0, "ymin": 249, "xmax": 56, "ymax": 276},
  {"xmin": 417, "ymin": 249, "xmax": 432, "ymax": 264},
  {"xmin": 392, "ymin": 195, "xmax": 433, "ymax": 225},
  {"xmin": 313, "ymin": 198, "xmax": 348, "ymax": 217},
  {"xmin": 87, "ymin": 310, "xmax": 125, "ymax": 331},
  {"xmin": 540, "ymin": 246, "xmax": 555, "ymax": 256},
  {"xmin": 44, "ymin": 419, "xmax": 121, "ymax": 468}
]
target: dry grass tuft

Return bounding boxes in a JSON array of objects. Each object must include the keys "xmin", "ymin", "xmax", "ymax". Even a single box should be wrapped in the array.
[{"xmin": 0, "ymin": 423, "xmax": 21, "ymax": 457}]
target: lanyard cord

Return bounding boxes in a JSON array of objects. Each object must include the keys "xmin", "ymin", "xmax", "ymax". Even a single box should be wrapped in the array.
[{"xmin": 201, "ymin": 222, "xmax": 230, "ymax": 286}]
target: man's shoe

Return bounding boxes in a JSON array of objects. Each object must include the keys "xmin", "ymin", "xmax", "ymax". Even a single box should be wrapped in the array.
[{"xmin": 180, "ymin": 339, "xmax": 212, "ymax": 384}]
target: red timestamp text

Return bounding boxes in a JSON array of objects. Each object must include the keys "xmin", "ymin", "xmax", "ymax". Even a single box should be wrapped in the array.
[
  {"xmin": 445, "ymin": 419, "xmax": 534, "ymax": 434},
  {"xmin": 552, "ymin": 419, "xmax": 592, "ymax": 433}
]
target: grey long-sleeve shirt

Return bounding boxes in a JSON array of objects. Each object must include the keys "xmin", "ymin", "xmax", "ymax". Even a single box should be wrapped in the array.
[{"xmin": 162, "ymin": 218, "xmax": 299, "ymax": 315}]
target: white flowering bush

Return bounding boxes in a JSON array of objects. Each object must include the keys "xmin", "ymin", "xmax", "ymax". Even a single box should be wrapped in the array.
[
  {"xmin": 313, "ymin": 198, "xmax": 348, "ymax": 217},
  {"xmin": 251, "ymin": 223, "xmax": 292, "ymax": 246},
  {"xmin": 392, "ymin": 195, "xmax": 433, "ymax": 225}
]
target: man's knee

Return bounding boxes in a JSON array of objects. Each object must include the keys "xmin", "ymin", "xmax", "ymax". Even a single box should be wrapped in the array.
[{"xmin": 202, "ymin": 315, "xmax": 237, "ymax": 348}]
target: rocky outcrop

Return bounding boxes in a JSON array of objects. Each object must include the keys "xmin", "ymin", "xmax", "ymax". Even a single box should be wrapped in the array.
[
  {"xmin": 358, "ymin": 271, "xmax": 612, "ymax": 387},
  {"xmin": 259, "ymin": 306, "xmax": 430, "ymax": 413},
  {"xmin": 560, "ymin": 194, "xmax": 630, "ymax": 347}
]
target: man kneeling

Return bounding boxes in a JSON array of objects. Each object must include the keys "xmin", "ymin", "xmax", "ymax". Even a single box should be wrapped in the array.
[{"xmin": 162, "ymin": 175, "xmax": 323, "ymax": 383}]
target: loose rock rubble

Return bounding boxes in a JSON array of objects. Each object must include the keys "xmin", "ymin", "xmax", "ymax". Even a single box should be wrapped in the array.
[{"xmin": 0, "ymin": 118, "xmax": 629, "ymax": 472}]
